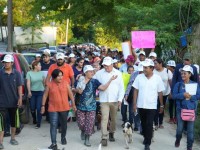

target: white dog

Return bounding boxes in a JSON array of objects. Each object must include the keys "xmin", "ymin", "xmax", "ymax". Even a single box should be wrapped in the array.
[{"xmin": 123, "ymin": 122, "xmax": 133, "ymax": 149}]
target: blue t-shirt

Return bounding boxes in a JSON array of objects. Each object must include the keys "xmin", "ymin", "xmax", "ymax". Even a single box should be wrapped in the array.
[
  {"xmin": 73, "ymin": 65, "xmax": 83, "ymax": 87},
  {"xmin": 77, "ymin": 79, "xmax": 101, "ymax": 111}
]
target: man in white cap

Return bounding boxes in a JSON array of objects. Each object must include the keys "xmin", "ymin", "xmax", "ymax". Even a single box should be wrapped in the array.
[
  {"xmin": 35, "ymin": 54, "xmax": 41, "ymax": 62},
  {"xmin": 0, "ymin": 54, "xmax": 23, "ymax": 149},
  {"xmin": 93, "ymin": 57, "xmax": 124, "ymax": 146},
  {"xmin": 41, "ymin": 49, "xmax": 55, "ymax": 71},
  {"xmin": 46, "ymin": 53, "xmax": 74, "ymax": 86},
  {"xmin": 149, "ymin": 52, "xmax": 157, "ymax": 61},
  {"xmin": 133, "ymin": 59, "xmax": 165, "ymax": 150}
]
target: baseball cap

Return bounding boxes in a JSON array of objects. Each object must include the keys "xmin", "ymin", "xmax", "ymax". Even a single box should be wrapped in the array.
[
  {"xmin": 43, "ymin": 49, "xmax": 51, "ymax": 56},
  {"xmin": 183, "ymin": 52, "xmax": 192, "ymax": 60},
  {"xmin": 113, "ymin": 59, "xmax": 118, "ymax": 63},
  {"xmin": 69, "ymin": 53, "xmax": 75, "ymax": 58},
  {"xmin": 83, "ymin": 65, "xmax": 94, "ymax": 73},
  {"xmin": 139, "ymin": 51, "xmax": 146, "ymax": 56},
  {"xmin": 167, "ymin": 60, "xmax": 176, "ymax": 67},
  {"xmin": 102, "ymin": 57, "xmax": 113, "ymax": 66},
  {"xmin": 149, "ymin": 52, "xmax": 157, "ymax": 58},
  {"xmin": 125, "ymin": 55, "xmax": 134, "ymax": 63},
  {"xmin": 56, "ymin": 53, "xmax": 65, "ymax": 60},
  {"xmin": 141, "ymin": 58, "xmax": 154, "ymax": 67},
  {"xmin": 137, "ymin": 63, "xmax": 144, "ymax": 72},
  {"xmin": 35, "ymin": 54, "xmax": 41, "ymax": 57},
  {"xmin": 2, "ymin": 54, "xmax": 14, "ymax": 62},
  {"xmin": 182, "ymin": 65, "xmax": 193, "ymax": 74}
]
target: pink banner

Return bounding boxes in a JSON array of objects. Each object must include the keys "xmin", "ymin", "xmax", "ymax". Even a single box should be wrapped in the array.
[{"xmin": 131, "ymin": 31, "xmax": 156, "ymax": 48}]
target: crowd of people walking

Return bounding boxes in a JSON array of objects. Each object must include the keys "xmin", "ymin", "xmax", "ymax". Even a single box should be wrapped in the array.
[{"xmin": 0, "ymin": 45, "xmax": 199, "ymax": 150}]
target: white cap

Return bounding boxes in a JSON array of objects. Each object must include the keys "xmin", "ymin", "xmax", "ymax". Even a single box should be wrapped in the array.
[
  {"xmin": 83, "ymin": 65, "xmax": 94, "ymax": 73},
  {"xmin": 102, "ymin": 57, "xmax": 113, "ymax": 66},
  {"xmin": 149, "ymin": 52, "xmax": 157, "ymax": 58},
  {"xmin": 84, "ymin": 58, "xmax": 89, "ymax": 61},
  {"xmin": 167, "ymin": 60, "xmax": 176, "ymax": 67},
  {"xmin": 43, "ymin": 49, "xmax": 51, "ymax": 56},
  {"xmin": 113, "ymin": 59, "xmax": 118, "ymax": 63},
  {"xmin": 137, "ymin": 63, "xmax": 144, "ymax": 72},
  {"xmin": 139, "ymin": 51, "xmax": 146, "ymax": 56},
  {"xmin": 182, "ymin": 65, "xmax": 193, "ymax": 74},
  {"xmin": 142, "ymin": 58, "xmax": 154, "ymax": 67},
  {"xmin": 194, "ymin": 64, "xmax": 199, "ymax": 74},
  {"xmin": 35, "ymin": 54, "xmax": 41, "ymax": 57},
  {"xmin": 2, "ymin": 54, "xmax": 14, "ymax": 62},
  {"xmin": 56, "ymin": 53, "xmax": 65, "ymax": 60},
  {"xmin": 69, "ymin": 53, "xmax": 75, "ymax": 58}
]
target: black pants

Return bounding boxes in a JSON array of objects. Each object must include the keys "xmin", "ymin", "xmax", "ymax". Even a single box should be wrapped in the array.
[
  {"xmin": 154, "ymin": 95, "xmax": 167, "ymax": 126},
  {"xmin": 168, "ymin": 98, "xmax": 176, "ymax": 119},
  {"xmin": 139, "ymin": 108, "xmax": 156, "ymax": 145}
]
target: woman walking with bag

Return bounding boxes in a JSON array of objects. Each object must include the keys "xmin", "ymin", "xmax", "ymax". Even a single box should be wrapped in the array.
[
  {"xmin": 26, "ymin": 61, "xmax": 45, "ymax": 128},
  {"xmin": 73, "ymin": 65, "xmax": 117, "ymax": 147},
  {"xmin": 173, "ymin": 65, "xmax": 200, "ymax": 150}
]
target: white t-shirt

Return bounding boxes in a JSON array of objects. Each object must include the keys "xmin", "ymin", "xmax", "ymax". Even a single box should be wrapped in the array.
[
  {"xmin": 153, "ymin": 68, "xmax": 172, "ymax": 96},
  {"xmin": 132, "ymin": 73, "xmax": 165, "ymax": 109}
]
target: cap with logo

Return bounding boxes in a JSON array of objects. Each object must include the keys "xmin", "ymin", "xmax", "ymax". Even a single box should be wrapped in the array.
[
  {"xmin": 69, "ymin": 53, "xmax": 75, "ymax": 58},
  {"xmin": 141, "ymin": 58, "xmax": 154, "ymax": 67},
  {"xmin": 56, "ymin": 53, "xmax": 65, "ymax": 60},
  {"xmin": 113, "ymin": 59, "xmax": 118, "ymax": 63},
  {"xmin": 125, "ymin": 55, "xmax": 134, "ymax": 63},
  {"xmin": 167, "ymin": 60, "xmax": 176, "ymax": 67},
  {"xmin": 139, "ymin": 51, "xmax": 146, "ymax": 56},
  {"xmin": 2, "ymin": 54, "xmax": 14, "ymax": 62},
  {"xmin": 43, "ymin": 49, "xmax": 51, "ymax": 56},
  {"xmin": 182, "ymin": 65, "xmax": 193, "ymax": 74},
  {"xmin": 83, "ymin": 65, "xmax": 94, "ymax": 73},
  {"xmin": 149, "ymin": 52, "xmax": 157, "ymax": 58},
  {"xmin": 102, "ymin": 57, "xmax": 113, "ymax": 66},
  {"xmin": 183, "ymin": 52, "xmax": 192, "ymax": 60}
]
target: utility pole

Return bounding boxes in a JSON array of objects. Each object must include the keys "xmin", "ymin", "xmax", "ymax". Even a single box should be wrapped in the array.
[{"xmin": 7, "ymin": 0, "xmax": 13, "ymax": 52}]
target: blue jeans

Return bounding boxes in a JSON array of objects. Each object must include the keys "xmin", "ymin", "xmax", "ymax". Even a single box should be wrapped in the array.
[
  {"xmin": 176, "ymin": 108, "xmax": 194, "ymax": 149},
  {"xmin": 30, "ymin": 91, "xmax": 43, "ymax": 125},
  {"xmin": 49, "ymin": 111, "xmax": 69, "ymax": 144},
  {"xmin": 121, "ymin": 100, "xmax": 134, "ymax": 124}
]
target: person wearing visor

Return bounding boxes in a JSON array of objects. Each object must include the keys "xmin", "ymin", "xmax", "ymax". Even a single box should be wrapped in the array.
[
  {"xmin": 0, "ymin": 54, "xmax": 23, "ymax": 149},
  {"xmin": 173, "ymin": 65, "xmax": 200, "ymax": 150}
]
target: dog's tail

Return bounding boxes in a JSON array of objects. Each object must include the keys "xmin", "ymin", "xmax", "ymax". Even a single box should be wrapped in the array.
[{"xmin": 98, "ymin": 143, "xmax": 102, "ymax": 150}]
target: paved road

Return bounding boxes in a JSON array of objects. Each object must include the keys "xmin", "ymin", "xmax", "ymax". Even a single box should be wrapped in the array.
[{"xmin": 2, "ymin": 113, "xmax": 200, "ymax": 150}]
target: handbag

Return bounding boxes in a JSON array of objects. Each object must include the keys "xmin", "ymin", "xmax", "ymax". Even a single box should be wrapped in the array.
[{"xmin": 181, "ymin": 109, "xmax": 195, "ymax": 121}]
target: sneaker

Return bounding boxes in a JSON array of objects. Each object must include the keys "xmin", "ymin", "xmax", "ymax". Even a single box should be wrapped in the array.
[
  {"xmin": 0, "ymin": 143, "xmax": 4, "ymax": 149},
  {"xmin": 48, "ymin": 144, "xmax": 57, "ymax": 150},
  {"xmin": 144, "ymin": 144, "xmax": 150, "ymax": 150},
  {"xmin": 101, "ymin": 139, "xmax": 107, "ymax": 146},
  {"xmin": 61, "ymin": 138, "xmax": 67, "ymax": 145},
  {"xmin": 10, "ymin": 139, "xmax": 19, "ymax": 145},
  {"xmin": 159, "ymin": 125, "xmax": 164, "ymax": 129},
  {"xmin": 35, "ymin": 124, "xmax": 40, "ymax": 129},
  {"xmin": 175, "ymin": 139, "xmax": 180, "ymax": 147},
  {"xmin": 155, "ymin": 126, "xmax": 158, "ymax": 130},
  {"xmin": 4, "ymin": 132, "xmax": 11, "ymax": 137},
  {"xmin": 168, "ymin": 118, "xmax": 174, "ymax": 124}
]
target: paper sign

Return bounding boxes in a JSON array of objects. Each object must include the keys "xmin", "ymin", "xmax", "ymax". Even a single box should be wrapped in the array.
[
  {"xmin": 122, "ymin": 41, "xmax": 131, "ymax": 59},
  {"xmin": 185, "ymin": 83, "xmax": 197, "ymax": 95},
  {"xmin": 131, "ymin": 31, "xmax": 156, "ymax": 48}
]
